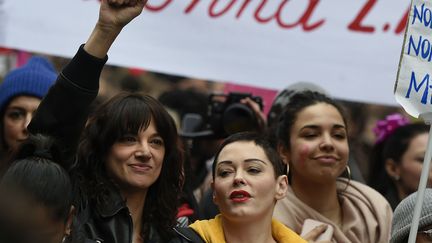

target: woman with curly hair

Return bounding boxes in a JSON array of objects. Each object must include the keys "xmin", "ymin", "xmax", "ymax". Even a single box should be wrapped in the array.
[
  {"xmin": 28, "ymin": 0, "xmax": 184, "ymax": 242},
  {"xmin": 273, "ymin": 91, "xmax": 392, "ymax": 243}
]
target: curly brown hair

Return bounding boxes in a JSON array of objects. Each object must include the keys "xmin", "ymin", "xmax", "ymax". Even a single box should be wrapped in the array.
[{"xmin": 75, "ymin": 92, "xmax": 184, "ymax": 241}]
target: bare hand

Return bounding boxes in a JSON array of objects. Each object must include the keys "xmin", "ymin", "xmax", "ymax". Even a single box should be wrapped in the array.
[
  {"xmin": 98, "ymin": 0, "xmax": 147, "ymax": 32},
  {"xmin": 84, "ymin": 0, "xmax": 147, "ymax": 58},
  {"xmin": 241, "ymin": 97, "xmax": 266, "ymax": 131},
  {"xmin": 303, "ymin": 225, "xmax": 332, "ymax": 243}
]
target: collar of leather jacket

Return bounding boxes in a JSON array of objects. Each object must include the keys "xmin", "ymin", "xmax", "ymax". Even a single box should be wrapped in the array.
[{"xmin": 95, "ymin": 187, "xmax": 128, "ymax": 218}]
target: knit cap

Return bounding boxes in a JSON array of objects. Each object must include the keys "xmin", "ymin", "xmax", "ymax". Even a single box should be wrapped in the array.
[
  {"xmin": 0, "ymin": 56, "xmax": 57, "ymax": 112},
  {"xmin": 391, "ymin": 189, "xmax": 432, "ymax": 243}
]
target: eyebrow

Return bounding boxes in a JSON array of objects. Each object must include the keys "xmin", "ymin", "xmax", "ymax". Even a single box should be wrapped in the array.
[
  {"xmin": 5, "ymin": 106, "xmax": 26, "ymax": 111},
  {"xmin": 150, "ymin": 133, "xmax": 162, "ymax": 138},
  {"xmin": 217, "ymin": 159, "xmax": 268, "ymax": 166},
  {"xmin": 301, "ymin": 124, "xmax": 346, "ymax": 130}
]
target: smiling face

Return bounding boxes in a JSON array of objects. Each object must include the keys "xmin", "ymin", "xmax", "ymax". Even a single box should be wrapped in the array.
[
  {"xmin": 212, "ymin": 141, "xmax": 287, "ymax": 222},
  {"xmin": 106, "ymin": 118, "xmax": 165, "ymax": 193},
  {"xmin": 2, "ymin": 96, "xmax": 41, "ymax": 151},
  {"xmin": 282, "ymin": 103, "xmax": 349, "ymax": 185}
]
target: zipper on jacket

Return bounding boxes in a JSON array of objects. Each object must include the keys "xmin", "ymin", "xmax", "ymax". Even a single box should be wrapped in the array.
[{"xmin": 128, "ymin": 210, "xmax": 133, "ymax": 243}]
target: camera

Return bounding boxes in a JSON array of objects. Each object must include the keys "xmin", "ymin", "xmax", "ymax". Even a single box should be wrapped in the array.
[{"xmin": 180, "ymin": 92, "xmax": 263, "ymax": 139}]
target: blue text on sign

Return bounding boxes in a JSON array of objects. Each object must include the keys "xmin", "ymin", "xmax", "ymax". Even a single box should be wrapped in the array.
[{"xmin": 406, "ymin": 71, "xmax": 432, "ymax": 104}]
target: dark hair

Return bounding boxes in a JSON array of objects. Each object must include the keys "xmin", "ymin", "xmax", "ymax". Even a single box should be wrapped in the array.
[
  {"xmin": 369, "ymin": 123, "xmax": 428, "ymax": 199},
  {"xmin": 1, "ymin": 134, "xmax": 72, "ymax": 222},
  {"xmin": 0, "ymin": 101, "xmax": 12, "ymax": 161},
  {"xmin": 275, "ymin": 91, "xmax": 348, "ymax": 150},
  {"xmin": 76, "ymin": 92, "xmax": 184, "ymax": 241},
  {"xmin": 211, "ymin": 132, "xmax": 286, "ymax": 179}
]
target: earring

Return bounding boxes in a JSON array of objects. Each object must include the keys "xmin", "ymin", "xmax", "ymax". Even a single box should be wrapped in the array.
[
  {"xmin": 342, "ymin": 165, "xmax": 351, "ymax": 192},
  {"xmin": 345, "ymin": 165, "xmax": 351, "ymax": 182},
  {"xmin": 393, "ymin": 175, "xmax": 400, "ymax": 181},
  {"xmin": 286, "ymin": 164, "xmax": 290, "ymax": 175},
  {"xmin": 62, "ymin": 236, "xmax": 67, "ymax": 243}
]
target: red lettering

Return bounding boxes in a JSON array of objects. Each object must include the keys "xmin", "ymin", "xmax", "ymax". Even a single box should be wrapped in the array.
[
  {"xmin": 236, "ymin": 0, "xmax": 252, "ymax": 18},
  {"xmin": 209, "ymin": 0, "xmax": 237, "ymax": 18},
  {"xmin": 395, "ymin": 7, "xmax": 409, "ymax": 34},
  {"xmin": 273, "ymin": 1, "xmax": 298, "ymax": 28},
  {"xmin": 348, "ymin": 0, "xmax": 377, "ymax": 33},
  {"xmin": 298, "ymin": 0, "xmax": 325, "ymax": 31},
  {"xmin": 184, "ymin": 0, "xmax": 253, "ymax": 19},
  {"xmin": 145, "ymin": 0, "xmax": 172, "ymax": 12},
  {"xmin": 185, "ymin": 0, "xmax": 200, "ymax": 13},
  {"xmin": 254, "ymin": 0, "xmax": 287, "ymax": 24},
  {"xmin": 255, "ymin": 0, "xmax": 324, "ymax": 31}
]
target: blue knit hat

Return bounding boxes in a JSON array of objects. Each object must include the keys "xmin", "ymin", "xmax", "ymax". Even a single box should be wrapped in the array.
[{"xmin": 0, "ymin": 56, "xmax": 57, "ymax": 112}]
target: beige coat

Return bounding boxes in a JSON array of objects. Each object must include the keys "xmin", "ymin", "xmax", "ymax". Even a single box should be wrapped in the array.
[{"xmin": 273, "ymin": 179, "xmax": 392, "ymax": 243}]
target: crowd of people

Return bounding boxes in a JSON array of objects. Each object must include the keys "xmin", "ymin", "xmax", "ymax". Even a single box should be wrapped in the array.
[{"xmin": 0, "ymin": 0, "xmax": 432, "ymax": 242}]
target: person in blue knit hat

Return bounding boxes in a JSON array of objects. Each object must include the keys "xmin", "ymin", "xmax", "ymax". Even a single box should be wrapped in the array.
[{"xmin": 0, "ymin": 56, "xmax": 56, "ymax": 164}]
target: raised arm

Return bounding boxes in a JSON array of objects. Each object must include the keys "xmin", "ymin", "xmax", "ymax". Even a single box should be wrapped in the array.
[
  {"xmin": 84, "ymin": 0, "xmax": 146, "ymax": 58},
  {"xmin": 28, "ymin": 0, "xmax": 147, "ymax": 166}
]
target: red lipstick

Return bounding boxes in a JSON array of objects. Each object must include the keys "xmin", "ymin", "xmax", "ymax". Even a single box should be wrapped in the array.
[{"xmin": 229, "ymin": 190, "xmax": 251, "ymax": 202}]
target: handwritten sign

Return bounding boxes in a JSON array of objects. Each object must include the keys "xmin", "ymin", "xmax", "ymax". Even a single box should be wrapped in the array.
[
  {"xmin": 395, "ymin": 1, "xmax": 432, "ymax": 117},
  {"xmin": 0, "ymin": 0, "xmax": 409, "ymax": 105}
]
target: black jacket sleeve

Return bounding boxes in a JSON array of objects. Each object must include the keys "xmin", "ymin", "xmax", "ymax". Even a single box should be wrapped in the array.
[{"xmin": 28, "ymin": 45, "xmax": 107, "ymax": 167}]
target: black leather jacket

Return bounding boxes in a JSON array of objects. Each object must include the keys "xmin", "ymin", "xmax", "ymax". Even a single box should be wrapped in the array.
[
  {"xmin": 28, "ymin": 46, "xmax": 164, "ymax": 243},
  {"xmin": 73, "ymin": 185, "xmax": 162, "ymax": 243}
]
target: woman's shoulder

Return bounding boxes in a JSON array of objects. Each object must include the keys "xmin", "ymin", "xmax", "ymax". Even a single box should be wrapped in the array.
[
  {"xmin": 272, "ymin": 219, "xmax": 307, "ymax": 243},
  {"xmin": 339, "ymin": 179, "xmax": 389, "ymax": 203},
  {"xmin": 337, "ymin": 178, "xmax": 393, "ymax": 221}
]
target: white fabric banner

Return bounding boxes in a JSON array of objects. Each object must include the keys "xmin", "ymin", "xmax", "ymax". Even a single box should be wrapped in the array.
[{"xmin": 0, "ymin": 0, "xmax": 409, "ymax": 105}]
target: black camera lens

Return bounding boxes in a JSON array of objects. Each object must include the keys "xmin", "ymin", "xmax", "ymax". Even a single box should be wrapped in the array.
[{"xmin": 223, "ymin": 103, "xmax": 258, "ymax": 135}]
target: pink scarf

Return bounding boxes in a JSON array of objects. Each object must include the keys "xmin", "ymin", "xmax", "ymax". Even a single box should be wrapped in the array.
[{"xmin": 273, "ymin": 179, "xmax": 392, "ymax": 243}]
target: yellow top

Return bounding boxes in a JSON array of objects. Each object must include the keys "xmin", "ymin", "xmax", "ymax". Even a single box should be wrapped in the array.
[{"xmin": 189, "ymin": 214, "xmax": 307, "ymax": 243}]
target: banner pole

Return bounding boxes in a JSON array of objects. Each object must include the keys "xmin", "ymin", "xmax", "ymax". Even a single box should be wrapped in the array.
[{"xmin": 408, "ymin": 112, "xmax": 432, "ymax": 242}]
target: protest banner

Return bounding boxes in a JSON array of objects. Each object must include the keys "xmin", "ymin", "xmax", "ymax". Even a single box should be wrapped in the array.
[{"xmin": 0, "ymin": 0, "xmax": 408, "ymax": 105}]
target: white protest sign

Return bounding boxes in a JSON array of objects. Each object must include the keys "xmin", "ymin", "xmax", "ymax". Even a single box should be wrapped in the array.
[
  {"xmin": 395, "ymin": 1, "xmax": 432, "ymax": 117},
  {"xmin": 394, "ymin": 1, "xmax": 432, "ymax": 242}
]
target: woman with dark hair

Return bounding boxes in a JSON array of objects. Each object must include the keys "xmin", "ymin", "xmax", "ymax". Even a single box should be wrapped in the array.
[
  {"xmin": 368, "ymin": 116, "xmax": 429, "ymax": 210},
  {"xmin": 171, "ymin": 132, "xmax": 306, "ymax": 243},
  {"xmin": 73, "ymin": 93, "xmax": 183, "ymax": 242},
  {"xmin": 273, "ymin": 91, "xmax": 392, "ymax": 242},
  {"xmin": 28, "ymin": 0, "xmax": 184, "ymax": 242},
  {"xmin": 0, "ymin": 56, "xmax": 56, "ymax": 166},
  {"xmin": 0, "ymin": 134, "xmax": 74, "ymax": 243}
]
